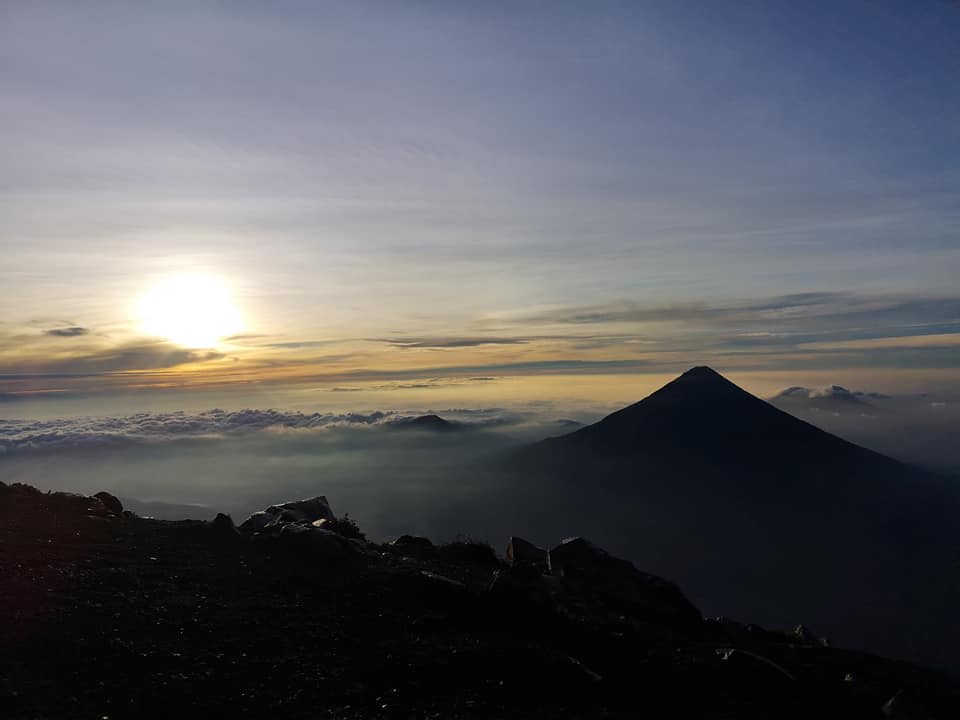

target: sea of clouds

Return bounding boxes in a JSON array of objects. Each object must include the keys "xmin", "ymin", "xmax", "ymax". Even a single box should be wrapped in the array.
[{"xmin": 0, "ymin": 407, "xmax": 525, "ymax": 455}]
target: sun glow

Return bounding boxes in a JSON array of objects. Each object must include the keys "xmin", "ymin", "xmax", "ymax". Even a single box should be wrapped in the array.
[{"xmin": 137, "ymin": 273, "xmax": 244, "ymax": 348}]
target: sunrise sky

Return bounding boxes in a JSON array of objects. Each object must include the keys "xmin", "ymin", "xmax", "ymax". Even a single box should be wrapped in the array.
[{"xmin": 3, "ymin": 1, "xmax": 959, "ymax": 413}]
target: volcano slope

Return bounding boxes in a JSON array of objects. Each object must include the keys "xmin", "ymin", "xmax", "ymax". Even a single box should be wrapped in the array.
[{"xmin": 506, "ymin": 367, "xmax": 960, "ymax": 669}]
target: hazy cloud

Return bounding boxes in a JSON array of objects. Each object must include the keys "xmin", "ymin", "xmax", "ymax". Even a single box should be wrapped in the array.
[
  {"xmin": 0, "ymin": 341, "xmax": 225, "ymax": 375},
  {"xmin": 518, "ymin": 293, "xmax": 960, "ymax": 337},
  {"xmin": 519, "ymin": 302, "xmax": 709, "ymax": 326},
  {"xmin": 377, "ymin": 337, "xmax": 530, "ymax": 349},
  {"xmin": 769, "ymin": 385, "xmax": 960, "ymax": 474},
  {"xmin": 773, "ymin": 386, "xmax": 891, "ymax": 402},
  {"xmin": 44, "ymin": 326, "xmax": 90, "ymax": 337}
]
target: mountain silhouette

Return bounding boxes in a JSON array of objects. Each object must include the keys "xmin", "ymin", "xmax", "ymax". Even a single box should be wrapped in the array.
[
  {"xmin": 507, "ymin": 366, "xmax": 960, "ymax": 669},
  {"xmin": 514, "ymin": 366, "xmax": 923, "ymax": 501},
  {"xmin": 388, "ymin": 414, "xmax": 462, "ymax": 432}
]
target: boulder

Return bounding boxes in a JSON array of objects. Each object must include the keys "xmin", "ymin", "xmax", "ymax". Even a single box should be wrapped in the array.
[
  {"xmin": 93, "ymin": 491, "xmax": 123, "ymax": 516},
  {"xmin": 210, "ymin": 513, "xmax": 239, "ymax": 538},
  {"xmin": 239, "ymin": 497, "xmax": 335, "ymax": 533},
  {"xmin": 547, "ymin": 537, "xmax": 702, "ymax": 633},
  {"xmin": 277, "ymin": 524, "xmax": 357, "ymax": 562},
  {"xmin": 505, "ymin": 536, "xmax": 547, "ymax": 569}
]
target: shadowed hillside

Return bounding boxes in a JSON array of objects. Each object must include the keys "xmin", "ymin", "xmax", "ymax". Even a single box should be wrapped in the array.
[{"xmin": 2, "ymin": 482, "xmax": 959, "ymax": 719}]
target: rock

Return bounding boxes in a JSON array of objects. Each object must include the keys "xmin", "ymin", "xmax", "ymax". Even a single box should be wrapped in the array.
[
  {"xmin": 565, "ymin": 656, "xmax": 603, "ymax": 683},
  {"xmin": 278, "ymin": 523, "xmax": 356, "ymax": 559},
  {"xmin": 392, "ymin": 535, "xmax": 434, "ymax": 548},
  {"xmin": 239, "ymin": 497, "xmax": 335, "ymax": 533},
  {"xmin": 882, "ymin": 690, "xmax": 934, "ymax": 719},
  {"xmin": 93, "ymin": 491, "xmax": 123, "ymax": 516},
  {"xmin": 505, "ymin": 536, "xmax": 547, "ymax": 569},
  {"xmin": 793, "ymin": 624, "xmax": 829, "ymax": 647},
  {"xmin": 547, "ymin": 537, "xmax": 702, "ymax": 633},
  {"xmin": 210, "ymin": 513, "xmax": 239, "ymax": 537}
]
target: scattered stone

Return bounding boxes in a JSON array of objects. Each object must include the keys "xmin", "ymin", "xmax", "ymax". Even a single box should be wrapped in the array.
[
  {"xmin": 93, "ymin": 491, "xmax": 123, "ymax": 516},
  {"xmin": 505, "ymin": 536, "xmax": 547, "ymax": 569},
  {"xmin": 566, "ymin": 656, "xmax": 603, "ymax": 683},
  {"xmin": 393, "ymin": 535, "xmax": 434, "ymax": 548},
  {"xmin": 716, "ymin": 648, "xmax": 796, "ymax": 682},
  {"xmin": 882, "ymin": 689, "xmax": 934, "ymax": 719},
  {"xmin": 239, "ymin": 497, "xmax": 335, "ymax": 533},
  {"xmin": 0, "ymin": 675, "xmax": 17, "ymax": 702}
]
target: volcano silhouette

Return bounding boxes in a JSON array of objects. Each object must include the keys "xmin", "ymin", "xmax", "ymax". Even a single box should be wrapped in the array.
[
  {"xmin": 508, "ymin": 366, "xmax": 960, "ymax": 669},
  {"xmin": 514, "ymin": 366, "xmax": 926, "ymax": 501}
]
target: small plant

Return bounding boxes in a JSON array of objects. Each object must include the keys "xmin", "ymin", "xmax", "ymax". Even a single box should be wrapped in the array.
[
  {"xmin": 322, "ymin": 514, "xmax": 366, "ymax": 541},
  {"xmin": 437, "ymin": 538, "xmax": 500, "ymax": 566}
]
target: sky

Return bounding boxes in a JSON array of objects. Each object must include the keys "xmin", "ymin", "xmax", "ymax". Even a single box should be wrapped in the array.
[{"xmin": 2, "ymin": 0, "xmax": 959, "ymax": 414}]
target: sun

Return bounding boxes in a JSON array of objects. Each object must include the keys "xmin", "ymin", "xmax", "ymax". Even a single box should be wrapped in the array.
[{"xmin": 136, "ymin": 273, "xmax": 244, "ymax": 348}]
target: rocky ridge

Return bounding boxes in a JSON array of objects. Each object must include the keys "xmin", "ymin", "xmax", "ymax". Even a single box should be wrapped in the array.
[{"xmin": 1, "ymin": 481, "xmax": 958, "ymax": 718}]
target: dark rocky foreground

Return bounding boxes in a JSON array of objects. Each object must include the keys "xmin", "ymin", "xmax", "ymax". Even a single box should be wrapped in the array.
[{"xmin": 1, "ymin": 482, "xmax": 958, "ymax": 719}]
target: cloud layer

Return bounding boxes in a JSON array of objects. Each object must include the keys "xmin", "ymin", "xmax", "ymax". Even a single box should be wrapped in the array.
[
  {"xmin": 0, "ymin": 406, "xmax": 524, "ymax": 455},
  {"xmin": 0, "ymin": 409, "xmax": 375, "ymax": 454}
]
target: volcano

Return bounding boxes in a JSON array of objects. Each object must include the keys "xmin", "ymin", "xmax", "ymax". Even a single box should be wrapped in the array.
[
  {"xmin": 507, "ymin": 367, "xmax": 960, "ymax": 669},
  {"xmin": 520, "ymin": 366, "xmax": 905, "ymax": 487}
]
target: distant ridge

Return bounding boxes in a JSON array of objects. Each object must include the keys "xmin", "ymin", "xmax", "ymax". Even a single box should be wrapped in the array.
[{"xmin": 388, "ymin": 414, "xmax": 462, "ymax": 432}]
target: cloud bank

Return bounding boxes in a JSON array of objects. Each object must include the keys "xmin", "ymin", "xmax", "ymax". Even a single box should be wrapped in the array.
[{"xmin": 0, "ymin": 406, "xmax": 522, "ymax": 455}]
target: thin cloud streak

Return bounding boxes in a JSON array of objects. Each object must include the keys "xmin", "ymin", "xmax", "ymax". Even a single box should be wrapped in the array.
[{"xmin": 44, "ymin": 326, "xmax": 90, "ymax": 337}]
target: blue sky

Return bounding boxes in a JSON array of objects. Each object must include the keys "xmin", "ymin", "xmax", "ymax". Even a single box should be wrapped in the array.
[{"xmin": 1, "ymin": 0, "xmax": 958, "ymax": 406}]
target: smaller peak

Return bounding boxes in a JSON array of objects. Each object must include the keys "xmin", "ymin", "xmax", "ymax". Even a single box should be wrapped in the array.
[{"xmin": 390, "ymin": 414, "xmax": 461, "ymax": 432}]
